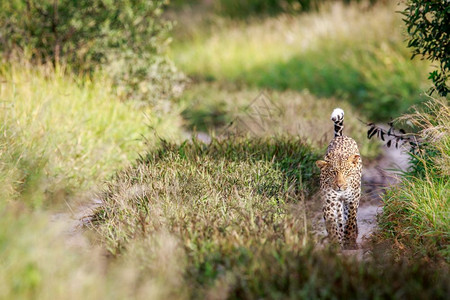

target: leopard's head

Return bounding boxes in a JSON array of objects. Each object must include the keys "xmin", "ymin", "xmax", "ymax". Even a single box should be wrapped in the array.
[{"xmin": 316, "ymin": 154, "xmax": 360, "ymax": 192}]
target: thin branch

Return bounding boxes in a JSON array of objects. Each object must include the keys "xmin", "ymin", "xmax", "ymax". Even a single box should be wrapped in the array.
[{"xmin": 359, "ymin": 119, "xmax": 424, "ymax": 153}]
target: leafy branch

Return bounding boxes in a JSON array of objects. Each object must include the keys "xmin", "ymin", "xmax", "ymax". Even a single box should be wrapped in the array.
[
  {"xmin": 401, "ymin": 0, "xmax": 449, "ymax": 96},
  {"xmin": 360, "ymin": 119, "xmax": 424, "ymax": 154}
]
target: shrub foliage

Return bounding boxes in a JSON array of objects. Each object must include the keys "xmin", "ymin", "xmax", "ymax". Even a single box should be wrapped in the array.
[
  {"xmin": 0, "ymin": 0, "xmax": 183, "ymax": 103},
  {"xmin": 401, "ymin": 0, "xmax": 450, "ymax": 96}
]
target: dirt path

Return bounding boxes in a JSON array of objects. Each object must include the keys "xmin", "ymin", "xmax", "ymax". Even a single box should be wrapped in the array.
[
  {"xmin": 358, "ymin": 145, "xmax": 410, "ymax": 243},
  {"xmin": 310, "ymin": 145, "xmax": 410, "ymax": 258},
  {"xmin": 51, "ymin": 197, "xmax": 102, "ymax": 249}
]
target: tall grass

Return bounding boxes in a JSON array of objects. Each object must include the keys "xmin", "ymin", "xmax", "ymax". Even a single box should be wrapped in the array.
[
  {"xmin": 379, "ymin": 97, "xmax": 450, "ymax": 261},
  {"xmin": 0, "ymin": 61, "xmax": 185, "ymax": 298},
  {"xmin": 91, "ymin": 137, "xmax": 321, "ymax": 255},
  {"xmin": 171, "ymin": 2, "xmax": 430, "ymax": 120},
  {"xmin": 0, "ymin": 61, "xmax": 182, "ymax": 206}
]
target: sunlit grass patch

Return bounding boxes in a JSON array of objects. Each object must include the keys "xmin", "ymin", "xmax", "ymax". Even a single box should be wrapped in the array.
[
  {"xmin": 0, "ymin": 61, "xmax": 183, "ymax": 206},
  {"xmin": 381, "ymin": 175, "xmax": 449, "ymax": 260},
  {"xmin": 171, "ymin": 2, "xmax": 430, "ymax": 120},
  {"xmin": 244, "ymin": 43, "xmax": 425, "ymax": 120},
  {"xmin": 90, "ymin": 136, "xmax": 319, "ymax": 291}
]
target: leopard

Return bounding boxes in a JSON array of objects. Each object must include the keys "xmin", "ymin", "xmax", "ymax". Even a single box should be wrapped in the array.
[{"xmin": 316, "ymin": 108, "xmax": 362, "ymax": 249}]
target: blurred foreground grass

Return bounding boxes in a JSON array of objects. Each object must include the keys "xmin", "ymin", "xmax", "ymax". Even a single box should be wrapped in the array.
[
  {"xmin": 0, "ymin": 204, "xmax": 192, "ymax": 299},
  {"xmin": 0, "ymin": 60, "xmax": 184, "ymax": 298}
]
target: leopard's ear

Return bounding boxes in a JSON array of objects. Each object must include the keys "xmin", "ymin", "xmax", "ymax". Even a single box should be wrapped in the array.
[
  {"xmin": 316, "ymin": 160, "xmax": 328, "ymax": 169},
  {"xmin": 347, "ymin": 154, "xmax": 360, "ymax": 166}
]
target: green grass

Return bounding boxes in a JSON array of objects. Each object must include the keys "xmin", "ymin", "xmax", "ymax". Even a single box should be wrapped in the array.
[
  {"xmin": 378, "ymin": 98, "xmax": 450, "ymax": 262},
  {"xmin": 92, "ymin": 136, "xmax": 322, "ymax": 254},
  {"xmin": 0, "ymin": 61, "xmax": 182, "ymax": 207},
  {"xmin": 381, "ymin": 174, "xmax": 449, "ymax": 260},
  {"xmin": 171, "ymin": 2, "xmax": 430, "ymax": 120},
  {"xmin": 168, "ymin": 0, "xmax": 318, "ymax": 19},
  {"xmin": 0, "ymin": 203, "xmax": 193, "ymax": 299}
]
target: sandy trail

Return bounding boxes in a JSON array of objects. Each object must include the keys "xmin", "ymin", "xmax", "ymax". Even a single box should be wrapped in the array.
[
  {"xmin": 358, "ymin": 145, "xmax": 410, "ymax": 242},
  {"xmin": 51, "ymin": 197, "xmax": 102, "ymax": 249}
]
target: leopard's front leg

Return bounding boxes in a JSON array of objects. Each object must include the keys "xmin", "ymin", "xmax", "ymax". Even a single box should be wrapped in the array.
[
  {"xmin": 323, "ymin": 192, "xmax": 345, "ymax": 246},
  {"xmin": 343, "ymin": 189, "xmax": 360, "ymax": 249}
]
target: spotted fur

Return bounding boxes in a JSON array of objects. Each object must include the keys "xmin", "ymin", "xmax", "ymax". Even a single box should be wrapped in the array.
[{"xmin": 316, "ymin": 109, "xmax": 362, "ymax": 249}]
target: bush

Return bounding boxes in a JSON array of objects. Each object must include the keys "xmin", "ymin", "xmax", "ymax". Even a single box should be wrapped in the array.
[
  {"xmin": 0, "ymin": 0, "xmax": 184, "ymax": 103},
  {"xmin": 402, "ymin": 0, "xmax": 450, "ymax": 96},
  {"xmin": 400, "ymin": 98, "xmax": 450, "ymax": 178}
]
